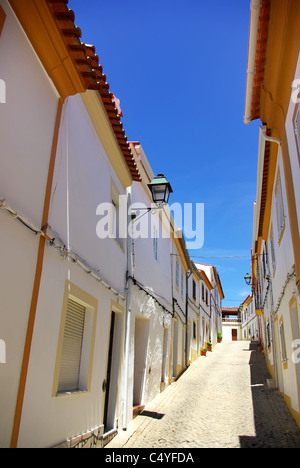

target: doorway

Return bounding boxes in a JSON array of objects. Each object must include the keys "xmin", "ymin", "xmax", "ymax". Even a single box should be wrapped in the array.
[
  {"xmin": 161, "ymin": 327, "xmax": 168, "ymax": 385},
  {"xmin": 103, "ymin": 311, "xmax": 123, "ymax": 432},
  {"xmin": 133, "ymin": 315, "xmax": 150, "ymax": 406},
  {"xmin": 232, "ymin": 329, "xmax": 238, "ymax": 341},
  {"xmin": 173, "ymin": 319, "xmax": 179, "ymax": 378}
]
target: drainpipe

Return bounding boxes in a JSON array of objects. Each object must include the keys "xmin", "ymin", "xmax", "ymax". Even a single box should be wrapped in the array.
[
  {"xmin": 122, "ymin": 188, "xmax": 133, "ymax": 431},
  {"xmin": 260, "ymin": 126, "xmax": 281, "ymax": 146},
  {"xmin": 185, "ymin": 270, "xmax": 192, "ymax": 369},
  {"xmin": 244, "ymin": 0, "xmax": 262, "ymax": 125}
]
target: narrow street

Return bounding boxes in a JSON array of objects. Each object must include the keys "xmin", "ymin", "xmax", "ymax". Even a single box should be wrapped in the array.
[{"xmin": 107, "ymin": 341, "xmax": 300, "ymax": 449}]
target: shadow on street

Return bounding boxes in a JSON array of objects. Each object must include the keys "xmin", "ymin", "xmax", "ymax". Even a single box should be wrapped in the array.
[{"xmin": 239, "ymin": 342, "xmax": 300, "ymax": 448}]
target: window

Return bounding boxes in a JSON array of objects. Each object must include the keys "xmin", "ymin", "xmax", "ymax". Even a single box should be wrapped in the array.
[
  {"xmin": 269, "ymin": 226, "xmax": 276, "ymax": 272},
  {"xmin": 266, "ymin": 322, "xmax": 271, "ymax": 350},
  {"xmin": 262, "ymin": 243, "xmax": 268, "ymax": 278},
  {"xmin": 192, "ymin": 280, "xmax": 196, "ymax": 301},
  {"xmin": 175, "ymin": 260, "xmax": 179, "ymax": 290},
  {"xmin": 275, "ymin": 174, "xmax": 285, "ymax": 240},
  {"xmin": 279, "ymin": 322, "xmax": 287, "ymax": 362},
  {"xmin": 58, "ymin": 299, "xmax": 86, "ymax": 393},
  {"xmin": 193, "ymin": 321, "xmax": 197, "ymax": 340},
  {"xmin": 202, "ymin": 284, "xmax": 204, "ymax": 301},
  {"xmin": 111, "ymin": 181, "xmax": 125, "ymax": 250},
  {"xmin": 181, "ymin": 271, "xmax": 184, "ymax": 298},
  {"xmin": 53, "ymin": 282, "xmax": 97, "ymax": 396}
]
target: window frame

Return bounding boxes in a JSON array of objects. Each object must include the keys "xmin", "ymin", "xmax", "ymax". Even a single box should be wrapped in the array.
[
  {"xmin": 279, "ymin": 321, "xmax": 287, "ymax": 363},
  {"xmin": 192, "ymin": 279, "xmax": 197, "ymax": 302},
  {"xmin": 275, "ymin": 173, "xmax": 285, "ymax": 242},
  {"xmin": 269, "ymin": 225, "xmax": 276, "ymax": 273},
  {"xmin": 294, "ymin": 102, "xmax": 300, "ymax": 163},
  {"xmin": 110, "ymin": 180, "xmax": 126, "ymax": 252},
  {"xmin": 181, "ymin": 269, "xmax": 184, "ymax": 299},
  {"xmin": 53, "ymin": 281, "xmax": 98, "ymax": 396},
  {"xmin": 175, "ymin": 259, "xmax": 179, "ymax": 291}
]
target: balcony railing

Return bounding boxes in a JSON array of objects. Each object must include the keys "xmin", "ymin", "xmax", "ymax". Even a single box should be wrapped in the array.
[{"xmin": 222, "ymin": 318, "xmax": 241, "ymax": 323}]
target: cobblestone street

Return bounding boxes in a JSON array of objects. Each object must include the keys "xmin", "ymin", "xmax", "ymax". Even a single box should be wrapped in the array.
[{"xmin": 107, "ymin": 341, "xmax": 300, "ymax": 449}]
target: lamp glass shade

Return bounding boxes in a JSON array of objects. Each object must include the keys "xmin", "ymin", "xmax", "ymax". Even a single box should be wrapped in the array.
[
  {"xmin": 148, "ymin": 174, "xmax": 173, "ymax": 205},
  {"xmin": 244, "ymin": 273, "xmax": 252, "ymax": 286}
]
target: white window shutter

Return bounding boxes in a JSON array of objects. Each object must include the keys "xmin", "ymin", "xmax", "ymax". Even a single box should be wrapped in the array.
[{"xmin": 58, "ymin": 299, "xmax": 86, "ymax": 393}]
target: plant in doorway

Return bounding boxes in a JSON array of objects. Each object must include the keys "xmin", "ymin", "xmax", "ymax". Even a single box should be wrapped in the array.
[
  {"xmin": 207, "ymin": 341, "xmax": 212, "ymax": 351},
  {"xmin": 217, "ymin": 332, "xmax": 222, "ymax": 343}
]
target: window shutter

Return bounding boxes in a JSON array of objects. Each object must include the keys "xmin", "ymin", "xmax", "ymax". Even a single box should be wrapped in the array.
[
  {"xmin": 58, "ymin": 299, "xmax": 86, "ymax": 393},
  {"xmin": 275, "ymin": 175, "xmax": 285, "ymax": 238},
  {"xmin": 279, "ymin": 323, "xmax": 287, "ymax": 362},
  {"xmin": 270, "ymin": 227, "xmax": 276, "ymax": 272}
]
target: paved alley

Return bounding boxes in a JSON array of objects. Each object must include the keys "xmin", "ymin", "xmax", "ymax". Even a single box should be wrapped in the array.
[{"xmin": 107, "ymin": 341, "xmax": 300, "ymax": 449}]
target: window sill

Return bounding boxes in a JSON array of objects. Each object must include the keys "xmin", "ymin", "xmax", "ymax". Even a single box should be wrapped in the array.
[{"xmin": 56, "ymin": 389, "xmax": 88, "ymax": 397}]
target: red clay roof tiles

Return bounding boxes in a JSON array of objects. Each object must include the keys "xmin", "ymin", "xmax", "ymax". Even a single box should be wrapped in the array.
[
  {"xmin": 47, "ymin": 0, "xmax": 141, "ymax": 182},
  {"xmin": 250, "ymin": 0, "xmax": 271, "ymax": 122}
]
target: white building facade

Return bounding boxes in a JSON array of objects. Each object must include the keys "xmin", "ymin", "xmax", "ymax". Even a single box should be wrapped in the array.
[
  {"xmin": 244, "ymin": 0, "xmax": 300, "ymax": 427},
  {"xmin": 0, "ymin": 0, "xmax": 226, "ymax": 448},
  {"xmin": 0, "ymin": 0, "xmax": 141, "ymax": 448},
  {"xmin": 240, "ymin": 296, "xmax": 260, "ymax": 342}
]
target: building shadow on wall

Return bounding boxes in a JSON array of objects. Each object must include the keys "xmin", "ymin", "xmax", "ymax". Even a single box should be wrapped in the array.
[{"xmin": 239, "ymin": 342, "xmax": 300, "ymax": 448}]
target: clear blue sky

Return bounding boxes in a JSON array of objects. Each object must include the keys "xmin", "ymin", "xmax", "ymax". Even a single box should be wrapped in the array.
[{"xmin": 69, "ymin": 0, "xmax": 261, "ymax": 306}]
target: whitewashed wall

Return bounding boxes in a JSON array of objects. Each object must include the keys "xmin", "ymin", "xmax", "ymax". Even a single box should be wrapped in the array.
[
  {"xmin": 0, "ymin": 1, "xmax": 59, "ymax": 448},
  {"xmin": 286, "ymin": 51, "xmax": 300, "ymax": 228},
  {"xmin": 259, "ymin": 141, "xmax": 299, "ymax": 414},
  {"xmin": 15, "ymin": 93, "xmax": 129, "ymax": 447}
]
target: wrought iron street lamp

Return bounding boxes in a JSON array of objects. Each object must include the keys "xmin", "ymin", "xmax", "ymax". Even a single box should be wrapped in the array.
[
  {"xmin": 148, "ymin": 174, "xmax": 173, "ymax": 205},
  {"xmin": 244, "ymin": 273, "xmax": 252, "ymax": 286}
]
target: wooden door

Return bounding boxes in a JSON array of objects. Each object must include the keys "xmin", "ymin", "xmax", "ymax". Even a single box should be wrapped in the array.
[
  {"xmin": 103, "ymin": 312, "xmax": 115, "ymax": 430},
  {"xmin": 232, "ymin": 329, "xmax": 237, "ymax": 341}
]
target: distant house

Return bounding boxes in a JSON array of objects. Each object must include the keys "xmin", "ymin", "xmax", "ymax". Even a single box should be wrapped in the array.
[
  {"xmin": 222, "ymin": 307, "xmax": 241, "ymax": 341},
  {"xmin": 195, "ymin": 263, "xmax": 224, "ymax": 346},
  {"xmin": 240, "ymin": 295, "xmax": 261, "ymax": 342}
]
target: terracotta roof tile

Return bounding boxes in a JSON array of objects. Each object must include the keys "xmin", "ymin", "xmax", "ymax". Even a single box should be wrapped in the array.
[
  {"xmin": 47, "ymin": 0, "xmax": 141, "ymax": 182},
  {"xmin": 250, "ymin": 0, "xmax": 271, "ymax": 121}
]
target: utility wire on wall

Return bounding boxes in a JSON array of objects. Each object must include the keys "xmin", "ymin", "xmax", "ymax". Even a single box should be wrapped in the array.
[
  {"xmin": 0, "ymin": 198, "xmax": 126, "ymax": 301},
  {"xmin": 128, "ymin": 275, "xmax": 173, "ymax": 317}
]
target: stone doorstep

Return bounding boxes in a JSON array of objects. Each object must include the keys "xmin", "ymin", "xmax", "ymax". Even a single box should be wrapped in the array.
[
  {"xmin": 53, "ymin": 423, "xmax": 118, "ymax": 449},
  {"xmin": 133, "ymin": 405, "xmax": 145, "ymax": 419}
]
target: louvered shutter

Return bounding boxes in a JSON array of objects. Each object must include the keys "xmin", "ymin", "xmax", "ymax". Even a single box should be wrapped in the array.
[
  {"xmin": 275, "ymin": 175, "xmax": 285, "ymax": 238},
  {"xmin": 58, "ymin": 299, "xmax": 86, "ymax": 393}
]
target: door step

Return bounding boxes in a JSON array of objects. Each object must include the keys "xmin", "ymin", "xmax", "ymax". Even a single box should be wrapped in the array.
[
  {"xmin": 133, "ymin": 405, "xmax": 145, "ymax": 419},
  {"xmin": 102, "ymin": 428, "xmax": 118, "ymax": 447}
]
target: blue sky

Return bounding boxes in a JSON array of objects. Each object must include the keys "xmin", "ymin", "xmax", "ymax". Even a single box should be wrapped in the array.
[{"xmin": 69, "ymin": 0, "xmax": 261, "ymax": 306}]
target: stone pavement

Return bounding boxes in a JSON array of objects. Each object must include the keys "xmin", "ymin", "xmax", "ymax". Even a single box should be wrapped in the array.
[{"xmin": 106, "ymin": 341, "xmax": 300, "ymax": 449}]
